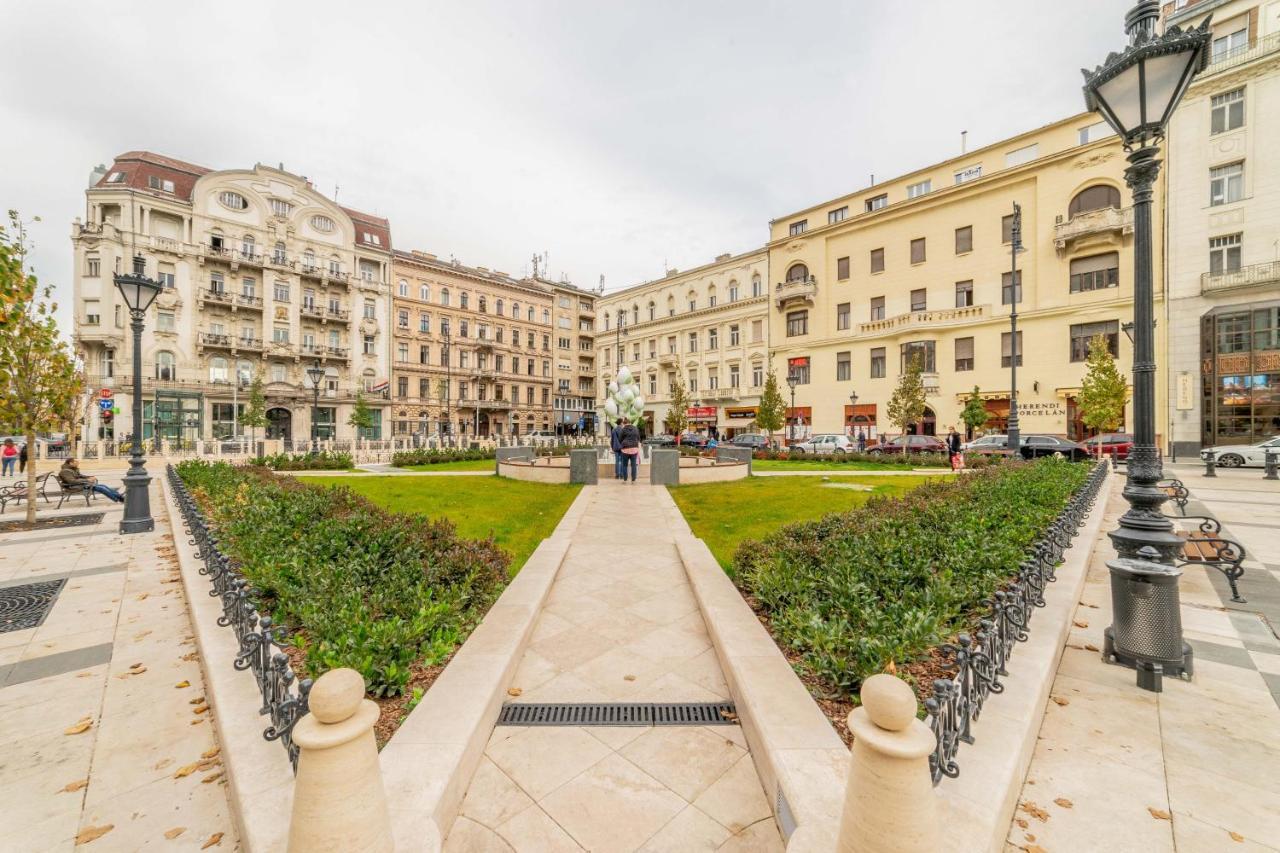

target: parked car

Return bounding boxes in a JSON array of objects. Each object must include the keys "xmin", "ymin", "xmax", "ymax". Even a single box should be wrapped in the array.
[
  {"xmin": 643, "ymin": 434, "xmax": 677, "ymax": 447},
  {"xmin": 1018, "ymin": 434, "xmax": 1091, "ymax": 461},
  {"xmin": 526, "ymin": 430, "xmax": 557, "ymax": 443},
  {"xmin": 677, "ymin": 432, "xmax": 709, "ymax": 448},
  {"xmin": 728, "ymin": 433, "xmax": 770, "ymax": 450},
  {"xmin": 791, "ymin": 434, "xmax": 855, "ymax": 455},
  {"xmin": 963, "ymin": 434, "xmax": 1010, "ymax": 455},
  {"xmin": 1201, "ymin": 436, "xmax": 1280, "ymax": 468},
  {"xmin": 1081, "ymin": 432, "xmax": 1134, "ymax": 460},
  {"xmin": 868, "ymin": 434, "xmax": 948, "ymax": 455}
]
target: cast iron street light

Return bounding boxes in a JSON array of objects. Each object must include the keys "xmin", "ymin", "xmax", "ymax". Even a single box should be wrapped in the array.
[
  {"xmin": 848, "ymin": 390, "xmax": 859, "ymax": 435},
  {"xmin": 441, "ymin": 326, "xmax": 453, "ymax": 445},
  {"xmin": 1006, "ymin": 203, "xmax": 1023, "ymax": 457},
  {"xmin": 1083, "ymin": 0, "xmax": 1210, "ymax": 690},
  {"xmin": 113, "ymin": 255, "xmax": 162, "ymax": 534},
  {"xmin": 306, "ymin": 361, "xmax": 325, "ymax": 443},
  {"xmin": 786, "ymin": 371, "xmax": 798, "ymax": 444}
]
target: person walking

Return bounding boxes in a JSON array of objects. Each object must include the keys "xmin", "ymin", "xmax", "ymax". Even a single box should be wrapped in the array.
[
  {"xmin": 856, "ymin": 429, "xmax": 867, "ymax": 454},
  {"xmin": 57, "ymin": 458, "xmax": 125, "ymax": 503},
  {"xmin": 947, "ymin": 426, "xmax": 964, "ymax": 472},
  {"xmin": 19, "ymin": 441, "xmax": 28, "ymax": 474},
  {"xmin": 1, "ymin": 439, "xmax": 16, "ymax": 478},
  {"xmin": 619, "ymin": 418, "xmax": 641, "ymax": 482},
  {"xmin": 609, "ymin": 419, "xmax": 624, "ymax": 480}
]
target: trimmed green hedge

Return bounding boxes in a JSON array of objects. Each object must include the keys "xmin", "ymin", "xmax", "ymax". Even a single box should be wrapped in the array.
[
  {"xmin": 391, "ymin": 447, "xmax": 495, "ymax": 467},
  {"xmin": 733, "ymin": 459, "xmax": 1091, "ymax": 698},
  {"xmin": 750, "ymin": 449, "xmax": 999, "ymax": 468},
  {"xmin": 175, "ymin": 461, "xmax": 508, "ymax": 696},
  {"xmin": 252, "ymin": 451, "xmax": 353, "ymax": 471}
]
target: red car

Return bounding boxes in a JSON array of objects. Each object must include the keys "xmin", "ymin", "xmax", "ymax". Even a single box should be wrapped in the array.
[
  {"xmin": 868, "ymin": 435, "xmax": 948, "ymax": 455},
  {"xmin": 1082, "ymin": 432, "xmax": 1133, "ymax": 460}
]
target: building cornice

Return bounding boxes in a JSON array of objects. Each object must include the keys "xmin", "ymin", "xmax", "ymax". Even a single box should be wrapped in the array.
[
  {"xmin": 598, "ymin": 295, "xmax": 770, "ymax": 335},
  {"xmin": 600, "ymin": 249, "xmax": 769, "ymax": 301}
]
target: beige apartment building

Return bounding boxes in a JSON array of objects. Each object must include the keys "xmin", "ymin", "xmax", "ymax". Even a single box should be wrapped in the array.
[
  {"xmin": 72, "ymin": 152, "xmax": 393, "ymax": 443},
  {"xmin": 389, "ymin": 251, "xmax": 556, "ymax": 438},
  {"xmin": 544, "ymin": 278, "xmax": 598, "ymax": 435},
  {"xmin": 597, "ymin": 250, "xmax": 770, "ymax": 437},
  {"xmin": 1161, "ymin": 0, "xmax": 1280, "ymax": 456},
  {"xmin": 768, "ymin": 113, "xmax": 1162, "ymax": 443}
]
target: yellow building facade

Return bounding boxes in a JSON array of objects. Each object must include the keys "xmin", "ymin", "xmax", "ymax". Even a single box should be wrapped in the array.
[{"xmin": 768, "ymin": 112, "xmax": 1163, "ymax": 444}]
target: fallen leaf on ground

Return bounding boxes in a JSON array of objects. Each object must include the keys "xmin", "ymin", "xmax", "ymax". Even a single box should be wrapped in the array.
[
  {"xmin": 75, "ymin": 824, "xmax": 114, "ymax": 844},
  {"xmin": 154, "ymin": 759, "xmax": 173, "ymax": 770},
  {"xmin": 1084, "ymin": 644, "xmax": 1100, "ymax": 652},
  {"xmin": 718, "ymin": 709, "xmax": 739, "ymax": 722},
  {"xmin": 506, "ymin": 687, "xmax": 522, "ymax": 697},
  {"xmin": 1054, "ymin": 797, "xmax": 1073, "ymax": 809},
  {"xmin": 201, "ymin": 747, "xmax": 220, "ymax": 759},
  {"xmin": 134, "ymin": 630, "xmax": 152, "ymax": 640},
  {"xmin": 1025, "ymin": 846, "xmax": 1047, "ymax": 853},
  {"xmin": 76, "ymin": 671, "xmax": 94, "ymax": 678},
  {"xmin": 201, "ymin": 832, "xmax": 224, "ymax": 849},
  {"xmin": 1051, "ymin": 696, "xmax": 1070, "ymax": 707},
  {"xmin": 1015, "ymin": 818, "xmax": 1028, "ymax": 829},
  {"xmin": 135, "ymin": 593, "xmax": 149, "ymax": 601},
  {"xmin": 1229, "ymin": 831, "xmax": 1244, "ymax": 842},
  {"xmin": 1148, "ymin": 807, "xmax": 1171, "ymax": 820},
  {"xmin": 192, "ymin": 704, "xmax": 209, "ymax": 715},
  {"xmin": 182, "ymin": 652, "xmax": 199, "ymax": 661},
  {"xmin": 130, "ymin": 662, "xmax": 143, "ymax": 669},
  {"xmin": 64, "ymin": 719, "xmax": 93, "ymax": 735},
  {"xmin": 1073, "ymin": 620, "xmax": 1089, "ymax": 628},
  {"xmin": 1066, "ymin": 643, "xmax": 1084, "ymax": 650},
  {"xmin": 201, "ymin": 771, "xmax": 224, "ymax": 784},
  {"xmin": 884, "ymin": 660, "xmax": 898, "ymax": 675},
  {"xmin": 623, "ymin": 675, "xmax": 636, "ymax": 682},
  {"xmin": 164, "ymin": 828, "xmax": 186, "ymax": 840},
  {"xmin": 189, "ymin": 696, "xmax": 205, "ymax": 705},
  {"xmin": 175, "ymin": 681, "xmax": 190, "ymax": 689},
  {"xmin": 60, "ymin": 779, "xmax": 88, "ymax": 793},
  {"xmin": 1026, "ymin": 834, "xmax": 1036, "ymax": 843},
  {"xmin": 1018, "ymin": 801, "xmax": 1050, "ymax": 822},
  {"xmin": 190, "ymin": 719, "xmax": 205, "ymax": 726},
  {"xmin": 174, "ymin": 762, "xmax": 199, "ymax": 779}
]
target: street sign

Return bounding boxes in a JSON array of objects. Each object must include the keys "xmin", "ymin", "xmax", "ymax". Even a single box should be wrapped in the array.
[
  {"xmin": 99, "ymin": 389, "xmax": 113, "ymax": 399},
  {"xmin": 99, "ymin": 398, "xmax": 114, "ymax": 410}
]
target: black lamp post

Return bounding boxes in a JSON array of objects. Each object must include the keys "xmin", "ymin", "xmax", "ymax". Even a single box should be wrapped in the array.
[
  {"xmin": 113, "ymin": 255, "xmax": 162, "ymax": 534},
  {"xmin": 849, "ymin": 389, "xmax": 859, "ymax": 436},
  {"xmin": 442, "ymin": 326, "xmax": 452, "ymax": 445},
  {"xmin": 1084, "ymin": 0, "xmax": 1210, "ymax": 690},
  {"xmin": 1006, "ymin": 203, "xmax": 1023, "ymax": 457},
  {"xmin": 786, "ymin": 371, "xmax": 798, "ymax": 444},
  {"xmin": 306, "ymin": 361, "xmax": 325, "ymax": 442}
]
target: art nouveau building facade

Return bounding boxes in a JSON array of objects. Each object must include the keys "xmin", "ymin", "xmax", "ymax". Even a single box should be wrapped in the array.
[
  {"xmin": 597, "ymin": 250, "xmax": 770, "ymax": 436},
  {"xmin": 72, "ymin": 152, "xmax": 392, "ymax": 442},
  {"xmin": 1162, "ymin": 0, "xmax": 1280, "ymax": 455},
  {"xmin": 544, "ymin": 278, "xmax": 598, "ymax": 435},
  {"xmin": 767, "ymin": 113, "xmax": 1159, "ymax": 443}
]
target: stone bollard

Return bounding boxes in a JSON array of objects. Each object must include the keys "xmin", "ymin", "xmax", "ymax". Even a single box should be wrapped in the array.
[
  {"xmin": 1265, "ymin": 450, "xmax": 1278, "ymax": 481},
  {"xmin": 1204, "ymin": 450, "xmax": 1216, "ymax": 478},
  {"xmin": 836, "ymin": 674, "xmax": 939, "ymax": 853},
  {"xmin": 287, "ymin": 668, "xmax": 393, "ymax": 853}
]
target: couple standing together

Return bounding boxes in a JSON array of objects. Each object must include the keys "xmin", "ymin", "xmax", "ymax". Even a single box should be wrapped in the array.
[{"xmin": 609, "ymin": 418, "xmax": 641, "ymax": 482}]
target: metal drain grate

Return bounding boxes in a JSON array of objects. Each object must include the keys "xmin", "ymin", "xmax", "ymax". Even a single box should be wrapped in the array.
[
  {"xmin": 497, "ymin": 702, "xmax": 737, "ymax": 727},
  {"xmin": 0, "ymin": 579, "xmax": 67, "ymax": 633},
  {"xmin": 0, "ymin": 512, "xmax": 105, "ymax": 534}
]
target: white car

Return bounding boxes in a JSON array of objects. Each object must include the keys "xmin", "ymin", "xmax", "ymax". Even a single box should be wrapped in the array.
[
  {"xmin": 1201, "ymin": 436, "xmax": 1280, "ymax": 468},
  {"xmin": 791, "ymin": 434, "xmax": 855, "ymax": 455},
  {"xmin": 963, "ymin": 434, "xmax": 1008, "ymax": 452}
]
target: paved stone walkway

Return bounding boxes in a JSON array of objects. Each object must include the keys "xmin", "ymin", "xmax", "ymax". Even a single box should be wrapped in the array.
[
  {"xmin": 1007, "ymin": 468, "xmax": 1280, "ymax": 852},
  {"xmin": 0, "ymin": 485, "xmax": 238, "ymax": 852},
  {"xmin": 446, "ymin": 479, "xmax": 782, "ymax": 852}
]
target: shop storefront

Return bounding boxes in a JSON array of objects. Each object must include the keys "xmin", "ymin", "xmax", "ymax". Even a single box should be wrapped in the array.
[
  {"xmin": 1201, "ymin": 305, "xmax": 1280, "ymax": 447},
  {"xmin": 724, "ymin": 406, "xmax": 758, "ymax": 438},
  {"xmin": 843, "ymin": 404, "xmax": 878, "ymax": 444},
  {"xmin": 686, "ymin": 405, "xmax": 717, "ymax": 435},
  {"xmin": 785, "ymin": 406, "xmax": 812, "ymax": 445}
]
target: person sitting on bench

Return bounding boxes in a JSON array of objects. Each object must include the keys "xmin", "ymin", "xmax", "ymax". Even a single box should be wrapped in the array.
[{"xmin": 58, "ymin": 459, "xmax": 124, "ymax": 503}]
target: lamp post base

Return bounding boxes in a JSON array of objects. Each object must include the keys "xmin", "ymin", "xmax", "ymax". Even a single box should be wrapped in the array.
[
  {"xmin": 119, "ymin": 458, "xmax": 154, "ymax": 535},
  {"xmin": 1103, "ymin": 626, "xmax": 1193, "ymax": 690}
]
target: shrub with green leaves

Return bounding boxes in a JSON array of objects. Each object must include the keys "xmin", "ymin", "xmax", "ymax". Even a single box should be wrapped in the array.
[
  {"xmin": 733, "ymin": 459, "xmax": 1091, "ymax": 698},
  {"xmin": 391, "ymin": 447, "xmax": 495, "ymax": 467},
  {"xmin": 251, "ymin": 451, "xmax": 353, "ymax": 471},
  {"xmin": 175, "ymin": 461, "xmax": 508, "ymax": 696}
]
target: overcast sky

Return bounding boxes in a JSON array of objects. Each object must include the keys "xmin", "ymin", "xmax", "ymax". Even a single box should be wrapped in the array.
[{"xmin": 1, "ymin": 0, "xmax": 1125, "ymax": 338}]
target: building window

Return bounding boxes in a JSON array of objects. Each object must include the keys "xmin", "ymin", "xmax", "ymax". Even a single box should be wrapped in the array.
[
  {"xmin": 1069, "ymin": 252, "xmax": 1120, "ymax": 292},
  {"xmin": 900, "ymin": 341, "xmax": 936, "ymax": 372},
  {"xmin": 147, "ymin": 175, "xmax": 175, "ymax": 193},
  {"xmin": 1211, "ymin": 88, "xmax": 1245, "ymax": 134},
  {"xmin": 836, "ymin": 351, "xmax": 851, "ymax": 382},
  {"xmin": 273, "ymin": 326, "xmax": 289, "ymax": 344},
  {"xmin": 397, "ymin": 309, "xmax": 409, "ymax": 327},
  {"xmin": 723, "ymin": 324, "xmax": 737, "ymax": 347},
  {"xmin": 1210, "ymin": 162, "xmax": 1244, "ymax": 206},
  {"xmin": 787, "ymin": 361, "xmax": 809, "ymax": 385},
  {"xmin": 241, "ymin": 277, "xmax": 255, "ymax": 298},
  {"xmin": 217, "ymin": 190, "xmax": 247, "ymax": 210},
  {"xmin": 1078, "ymin": 120, "xmax": 1114, "ymax": 144},
  {"xmin": 708, "ymin": 328, "xmax": 719, "ymax": 350},
  {"xmin": 688, "ymin": 331, "xmax": 698, "ymax": 352},
  {"xmin": 1004, "ymin": 143, "xmax": 1039, "ymax": 168},
  {"xmin": 786, "ymin": 263, "xmax": 809, "ymax": 283},
  {"xmin": 397, "ymin": 343, "xmax": 408, "ymax": 362},
  {"xmin": 1209, "ymin": 233, "xmax": 1242, "ymax": 274},
  {"xmin": 837, "ymin": 302, "xmax": 850, "ymax": 330},
  {"xmin": 156, "ymin": 310, "xmax": 175, "ymax": 332},
  {"xmin": 870, "ymin": 348, "xmax": 886, "ymax": 379},
  {"xmin": 1211, "ymin": 26, "xmax": 1247, "ymax": 62},
  {"xmin": 270, "ymin": 199, "xmax": 293, "ymax": 218},
  {"xmin": 364, "ymin": 300, "xmax": 376, "ymax": 320},
  {"xmin": 1069, "ymin": 185, "xmax": 1121, "ymax": 218},
  {"xmin": 906, "ymin": 179, "xmax": 931, "ymax": 199},
  {"xmin": 1002, "ymin": 270, "xmax": 1022, "ymax": 305},
  {"xmin": 1001, "ymin": 331, "xmax": 1023, "ymax": 367},
  {"xmin": 910, "ymin": 238, "xmax": 926, "ymax": 264},
  {"xmin": 955, "ymin": 280, "xmax": 974, "ymax": 307},
  {"xmin": 870, "ymin": 296, "xmax": 885, "ymax": 321},
  {"xmin": 85, "ymin": 256, "xmax": 100, "ymax": 277},
  {"xmin": 1000, "ymin": 214, "xmax": 1014, "ymax": 244},
  {"xmin": 752, "ymin": 364, "xmax": 764, "ymax": 387},
  {"xmin": 1070, "ymin": 320, "xmax": 1119, "ymax": 361},
  {"xmin": 828, "ymin": 206, "xmax": 848, "ymax": 225},
  {"xmin": 419, "ymin": 345, "xmax": 429, "ymax": 364},
  {"xmin": 273, "ymin": 282, "xmax": 289, "ymax": 302},
  {"xmin": 751, "ymin": 275, "xmax": 763, "ymax": 297},
  {"xmin": 786, "ymin": 310, "xmax": 809, "ymax": 337},
  {"xmin": 729, "ymin": 364, "xmax": 740, "ymax": 388},
  {"xmin": 311, "ymin": 215, "xmax": 334, "ymax": 232},
  {"xmin": 270, "ymin": 362, "xmax": 286, "ymax": 383},
  {"xmin": 836, "ymin": 256, "xmax": 850, "ymax": 280},
  {"xmin": 751, "ymin": 319, "xmax": 763, "ymax": 342},
  {"xmin": 687, "ymin": 371, "xmax": 699, "ymax": 393},
  {"xmin": 789, "ymin": 219, "xmax": 808, "ymax": 236},
  {"xmin": 955, "ymin": 337, "xmax": 974, "ymax": 371},
  {"xmin": 870, "ymin": 248, "xmax": 884, "ymax": 274},
  {"xmin": 865, "ymin": 193, "xmax": 888, "ymax": 212},
  {"xmin": 397, "ymin": 376, "xmax": 408, "ymax": 398},
  {"xmin": 910, "ymin": 289, "xmax": 927, "ymax": 312},
  {"xmin": 419, "ymin": 313, "xmax": 430, "ymax": 333},
  {"xmin": 955, "ymin": 226, "xmax": 973, "ymax": 254},
  {"xmin": 363, "ymin": 335, "xmax": 376, "ymax": 355}
]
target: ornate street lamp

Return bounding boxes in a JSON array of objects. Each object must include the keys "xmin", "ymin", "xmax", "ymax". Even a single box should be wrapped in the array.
[
  {"xmin": 1006, "ymin": 202, "xmax": 1024, "ymax": 457},
  {"xmin": 305, "ymin": 360, "xmax": 325, "ymax": 442},
  {"xmin": 113, "ymin": 255, "xmax": 162, "ymax": 534},
  {"xmin": 786, "ymin": 371, "xmax": 799, "ymax": 444},
  {"xmin": 1083, "ymin": 0, "xmax": 1210, "ymax": 691},
  {"xmin": 848, "ymin": 389, "xmax": 859, "ymax": 436}
]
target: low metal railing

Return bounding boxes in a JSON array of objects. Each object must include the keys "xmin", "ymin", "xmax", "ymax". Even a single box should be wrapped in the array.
[
  {"xmin": 166, "ymin": 464, "xmax": 311, "ymax": 771},
  {"xmin": 925, "ymin": 459, "xmax": 1109, "ymax": 784}
]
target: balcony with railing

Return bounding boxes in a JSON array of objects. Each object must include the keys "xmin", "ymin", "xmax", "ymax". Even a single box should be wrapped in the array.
[
  {"xmin": 199, "ymin": 287, "xmax": 234, "ymax": 307},
  {"xmin": 775, "ymin": 275, "xmax": 818, "ymax": 309},
  {"xmin": 1201, "ymin": 260, "xmax": 1280, "ymax": 296},
  {"xmin": 235, "ymin": 293, "xmax": 264, "ymax": 310},
  {"xmin": 857, "ymin": 304, "xmax": 990, "ymax": 336},
  {"xmin": 1204, "ymin": 31, "xmax": 1280, "ymax": 77},
  {"xmin": 1053, "ymin": 206, "xmax": 1133, "ymax": 253},
  {"xmin": 300, "ymin": 302, "xmax": 325, "ymax": 320}
]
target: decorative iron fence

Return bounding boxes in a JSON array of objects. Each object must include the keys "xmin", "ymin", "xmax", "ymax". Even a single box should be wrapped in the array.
[
  {"xmin": 166, "ymin": 464, "xmax": 311, "ymax": 771},
  {"xmin": 925, "ymin": 459, "xmax": 1109, "ymax": 784}
]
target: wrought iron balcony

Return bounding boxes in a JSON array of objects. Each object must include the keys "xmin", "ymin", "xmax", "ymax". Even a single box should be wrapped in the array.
[
  {"xmin": 236, "ymin": 293, "xmax": 264, "ymax": 309},
  {"xmin": 1204, "ymin": 31, "xmax": 1280, "ymax": 77},
  {"xmin": 775, "ymin": 276, "xmax": 817, "ymax": 309},
  {"xmin": 1201, "ymin": 260, "xmax": 1280, "ymax": 296},
  {"xmin": 300, "ymin": 303, "xmax": 325, "ymax": 320},
  {"xmin": 200, "ymin": 287, "xmax": 234, "ymax": 306},
  {"xmin": 857, "ymin": 304, "xmax": 989, "ymax": 335},
  {"xmin": 1053, "ymin": 206, "xmax": 1133, "ymax": 253}
]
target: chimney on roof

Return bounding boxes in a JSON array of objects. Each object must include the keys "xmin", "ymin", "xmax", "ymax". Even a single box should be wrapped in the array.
[
  {"xmin": 477, "ymin": 266, "xmax": 489, "ymax": 273},
  {"xmin": 88, "ymin": 164, "xmax": 107, "ymax": 188},
  {"xmin": 715, "ymin": 253, "xmax": 731, "ymax": 262},
  {"xmin": 665, "ymin": 269, "xmax": 679, "ymax": 277}
]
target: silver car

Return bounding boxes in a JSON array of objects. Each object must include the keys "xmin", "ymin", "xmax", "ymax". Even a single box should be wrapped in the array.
[
  {"xmin": 1201, "ymin": 436, "xmax": 1280, "ymax": 468},
  {"xmin": 791, "ymin": 434, "xmax": 855, "ymax": 455}
]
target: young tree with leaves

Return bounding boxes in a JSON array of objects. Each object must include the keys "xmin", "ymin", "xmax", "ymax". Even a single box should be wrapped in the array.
[
  {"xmin": 347, "ymin": 390, "xmax": 376, "ymax": 440},
  {"xmin": 0, "ymin": 211, "xmax": 84, "ymax": 523},
  {"xmin": 663, "ymin": 373, "xmax": 690, "ymax": 438},
  {"xmin": 887, "ymin": 353, "xmax": 926, "ymax": 439},
  {"xmin": 960, "ymin": 386, "xmax": 990, "ymax": 439},
  {"xmin": 238, "ymin": 371, "xmax": 267, "ymax": 447},
  {"xmin": 1078, "ymin": 334, "xmax": 1129, "ymax": 456},
  {"xmin": 755, "ymin": 367, "xmax": 786, "ymax": 448}
]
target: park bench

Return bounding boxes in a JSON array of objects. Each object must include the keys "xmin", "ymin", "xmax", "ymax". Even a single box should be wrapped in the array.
[
  {"xmin": 0, "ymin": 473, "xmax": 56, "ymax": 513},
  {"xmin": 1159, "ymin": 478, "xmax": 1188, "ymax": 515},
  {"xmin": 56, "ymin": 480, "xmax": 97, "ymax": 509},
  {"xmin": 1173, "ymin": 515, "xmax": 1246, "ymax": 603}
]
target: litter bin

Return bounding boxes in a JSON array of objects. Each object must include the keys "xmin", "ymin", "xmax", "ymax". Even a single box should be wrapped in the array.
[{"xmin": 1103, "ymin": 545, "xmax": 1192, "ymax": 692}]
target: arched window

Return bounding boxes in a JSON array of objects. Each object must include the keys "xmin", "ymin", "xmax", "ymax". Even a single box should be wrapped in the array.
[
  {"xmin": 496, "ymin": 298, "xmax": 504, "ymax": 315},
  {"xmin": 362, "ymin": 368, "xmax": 377, "ymax": 392},
  {"xmin": 752, "ymin": 274, "xmax": 763, "ymax": 297},
  {"xmin": 527, "ymin": 306, "xmax": 534, "ymax": 321},
  {"xmin": 236, "ymin": 359, "xmax": 253, "ymax": 385},
  {"xmin": 420, "ymin": 284, "xmax": 429, "ymax": 301},
  {"xmin": 648, "ymin": 301, "xmax": 655, "ymax": 321},
  {"xmin": 460, "ymin": 292, "xmax": 469, "ymax": 309},
  {"xmin": 441, "ymin": 288, "xmax": 451, "ymax": 307},
  {"xmin": 478, "ymin": 295, "xmax": 487, "ymax": 313},
  {"xmin": 512, "ymin": 301, "xmax": 520, "ymax": 318},
  {"xmin": 708, "ymin": 285, "xmax": 717, "ymax": 307},
  {"xmin": 786, "ymin": 263, "xmax": 809, "ymax": 283},
  {"xmin": 632, "ymin": 304, "xmax": 640, "ymax": 324},
  {"xmin": 303, "ymin": 249, "xmax": 316, "ymax": 272},
  {"xmin": 241, "ymin": 234, "xmax": 256, "ymax": 258},
  {"xmin": 1069, "ymin": 185, "xmax": 1121, "ymax": 218},
  {"xmin": 728, "ymin": 280, "xmax": 739, "ymax": 302},
  {"xmin": 156, "ymin": 351, "xmax": 176, "ymax": 381},
  {"xmin": 666, "ymin": 294, "xmax": 675, "ymax": 316},
  {"xmin": 398, "ymin": 279, "xmax": 408, "ymax": 297},
  {"xmin": 209, "ymin": 356, "xmax": 228, "ymax": 383}
]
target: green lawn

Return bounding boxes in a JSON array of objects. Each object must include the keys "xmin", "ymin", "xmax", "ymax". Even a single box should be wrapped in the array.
[
  {"xmin": 669, "ymin": 475, "xmax": 943, "ymax": 570},
  {"xmin": 400, "ymin": 459, "xmax": 495, "ymax": 472},
  {"xmin": 752, "ymin": 458, "xmax": 947, "ymax": 472},
  {"xmin": 317, "ymin": 476, "xmax": 581, "ymax": 573}
]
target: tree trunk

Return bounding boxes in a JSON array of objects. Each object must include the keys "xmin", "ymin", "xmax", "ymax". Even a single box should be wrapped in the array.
[{"xmin": 24, "ymin": 430, "xmax": 37, "ymax": 525}]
